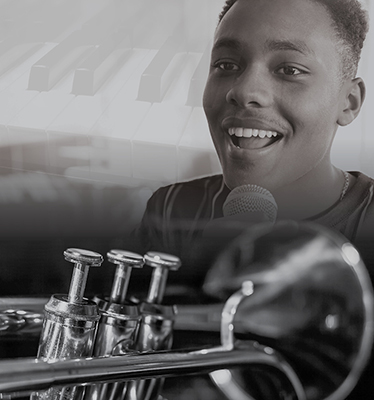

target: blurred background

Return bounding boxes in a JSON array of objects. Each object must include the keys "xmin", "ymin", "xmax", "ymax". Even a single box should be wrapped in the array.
[{"xmin": 0, "ymin": 0, "xmax": 373, "ymax": 297}]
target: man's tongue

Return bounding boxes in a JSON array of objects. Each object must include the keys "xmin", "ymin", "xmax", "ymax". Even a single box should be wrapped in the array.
[{"xmin": 237, "ymin": 136, "xmax": 274, "ymax": 150}]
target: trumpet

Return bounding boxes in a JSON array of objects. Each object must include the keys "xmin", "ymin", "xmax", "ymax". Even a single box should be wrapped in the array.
[{"xmin": 0, "ymin": 221, "xmax": 373, "ymax": 400}]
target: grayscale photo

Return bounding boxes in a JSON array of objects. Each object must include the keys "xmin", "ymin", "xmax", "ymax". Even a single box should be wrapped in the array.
[{"xmin": 0, "ymin": 1, "xmax": 373, "ymax": 399}]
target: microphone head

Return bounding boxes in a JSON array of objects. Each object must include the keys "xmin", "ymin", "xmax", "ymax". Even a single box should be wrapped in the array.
[{"xmin": 223, "ymin": 184, "xmax": 278, "ymax": 223}]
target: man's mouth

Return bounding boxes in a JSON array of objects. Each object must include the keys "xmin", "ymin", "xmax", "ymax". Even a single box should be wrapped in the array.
[{"xmin": 228, "ymin": 127, "xmax": 281, "ymax": 150}]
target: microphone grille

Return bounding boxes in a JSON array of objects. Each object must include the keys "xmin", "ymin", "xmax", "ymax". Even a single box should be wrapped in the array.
[{"xmin": 223, "ymin": 184, "xmax": 278, "ymax": 222}]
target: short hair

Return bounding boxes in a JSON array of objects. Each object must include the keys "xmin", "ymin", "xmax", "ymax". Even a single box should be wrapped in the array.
[{"xmin": 218, "ymin": 0, "xmax": 369, "ymax": 80}]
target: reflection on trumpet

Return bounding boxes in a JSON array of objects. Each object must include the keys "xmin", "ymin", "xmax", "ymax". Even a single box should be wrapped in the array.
[{"xmin": 0, "ymin": 221, "xmax": 373, "ymax": 400}]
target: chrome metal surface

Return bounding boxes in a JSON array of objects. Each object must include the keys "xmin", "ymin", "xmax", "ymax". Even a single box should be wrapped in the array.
[
  {"xmin": 0, "ymin": 222, "xmax": 372, "ymax": 400},
  {"xmin": 0, "ymin": 342, "xmax": 302, "ymax": 397},
  {"xmin": 204, "ymin": 221, "xmax": 374, "ymax": 400},
  {"xmin": 37, "ymin": 294, "xmax": 99, "ymax": 361},
  {"xmin": 64, "ymin": 248, "xmax": 103, "ymax": 304},
  {"xmin": 86, "ymin": 250, "xmax": 143, "ymax": 400},
  {"xmin": 63, "ymin": 248, "xmax": 104, "ymax": 266},
  {"xmin": 33, "ymin": 249, "xmax": 103, "ymax": 400},
  {"xmin": 126, "ymin": 252, "xmax": 181, "ymax": 400},
  {"xmin": 136, "ymin": 303, "xmax": 177, "ymax": 353},
  {"xmin": 144, "ymin": 251, "xmax": 181, "ymax": 304},
  {"xmin": 107, "ymin": 249, "xmax": 144, "ymax": 305}
]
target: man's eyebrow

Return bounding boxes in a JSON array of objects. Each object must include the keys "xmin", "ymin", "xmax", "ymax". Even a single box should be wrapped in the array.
[
  {"xmin": 264, "ymin": 39, "xmax": 314, "ymax": 55},
  {"xmin": 212, "ymin": 37, "xmax": 243, "ymax": 52},
  {"xmin": 212, "ymin": 37, "xmax": 314, "ymax": 56}
]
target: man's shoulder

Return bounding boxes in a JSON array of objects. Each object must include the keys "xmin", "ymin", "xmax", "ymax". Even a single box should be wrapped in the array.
[
  {"xmin": 351, "ymin": 171, "xmax": 374, "ymax": 207},
  {"xmin": 350, "ymin": 171, "xmax": 374, "ymax": 238},
  {"xmin": 351, "ymin": 171, "xmax": 374, "ymax": 186}
]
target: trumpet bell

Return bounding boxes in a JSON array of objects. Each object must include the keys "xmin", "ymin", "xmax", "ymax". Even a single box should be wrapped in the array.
[{"xmin": 204, "ymin": 221, "xmax": 374, "ymax": 400}]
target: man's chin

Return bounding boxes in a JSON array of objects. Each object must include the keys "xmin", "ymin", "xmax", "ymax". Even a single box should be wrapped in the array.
[
  {"xmin": 223, "ymin": 172, "xmax": 270, "ymax": 192},
  {"xmin": 223, "ymin": 170, "xmax": 287, "ymax": 194}
]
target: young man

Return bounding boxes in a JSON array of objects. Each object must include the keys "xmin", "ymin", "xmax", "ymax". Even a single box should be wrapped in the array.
[
  {"xmin": 133, "ymin": 0, "xmax": 373, "ymax": 286},
  {"xmin": 131, "ymin": 1, "xmax": 373, "ymax": 398}
]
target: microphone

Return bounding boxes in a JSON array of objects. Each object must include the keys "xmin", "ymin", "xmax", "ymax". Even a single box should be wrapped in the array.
[
  {"xmin": 222, "ymin": 184, "xmax": 278, "ymax": 223},
  {"xmin": 203, "ymin": 185, "xmax": 278, "ymax": 300},
  {"xmin": 201, "ymin": 184, "xmax": 278, "ymax": 250}
]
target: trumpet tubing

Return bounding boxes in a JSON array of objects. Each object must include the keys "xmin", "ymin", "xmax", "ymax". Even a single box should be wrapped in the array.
[{"xmin": 0, "ymin": 221, "xmax": 373, "ymax": 400}]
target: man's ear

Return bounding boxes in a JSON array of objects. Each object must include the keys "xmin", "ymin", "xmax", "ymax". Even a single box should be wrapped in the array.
[{"xmin": 337, "ymin": 77, "xmax": 366, "ymax": 126}]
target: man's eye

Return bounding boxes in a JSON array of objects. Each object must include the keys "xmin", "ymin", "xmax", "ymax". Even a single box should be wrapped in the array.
[
  {"xmin": 215, "ymin": 62, "xmax": 240, "ymax": 71},
  {"xmin": 277, "ymin": 66, "xmax": 303, "ymax": 76}
]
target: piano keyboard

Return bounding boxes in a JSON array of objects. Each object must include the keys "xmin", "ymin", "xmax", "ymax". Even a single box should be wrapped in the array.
[
  {"xmin": 1, "ymin": 0, "xmax": 373, "ymax": 192},
  {"xmin": 0, "ymin": 0, "xmax": 223, "ymax": 188}
]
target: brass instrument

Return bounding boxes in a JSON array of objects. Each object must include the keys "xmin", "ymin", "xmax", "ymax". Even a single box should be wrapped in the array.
[{"xmin": 0, "ymin": 221, "xmax": 373, "ymax": 400}]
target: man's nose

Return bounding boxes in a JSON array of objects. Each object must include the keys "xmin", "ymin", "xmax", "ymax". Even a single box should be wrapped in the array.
[{"xmin": 226, "ymin": 65, "xmax": 273, "ymax": 108}]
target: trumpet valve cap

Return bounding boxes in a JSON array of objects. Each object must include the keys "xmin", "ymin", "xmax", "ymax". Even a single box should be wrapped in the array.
[
  {"xmin": 107, "ymin": 250, "xmax": 144, "ymax": 268},
  {"xmin": 64, "ymin": 248, "xmax": 103, "ymax": 304}
]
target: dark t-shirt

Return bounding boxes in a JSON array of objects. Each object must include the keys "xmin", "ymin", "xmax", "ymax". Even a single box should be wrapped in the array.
[
  {"xmin": 133, "ymin": 171, "xmax": 374, "ymax": 282},
  {"xmin": 131, "ymin": 171, "xmax": 374, "ymax": 400}
]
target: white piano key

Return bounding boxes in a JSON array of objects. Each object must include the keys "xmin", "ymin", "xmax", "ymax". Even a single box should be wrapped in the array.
[
  {"xmin": 47, "ymin": 132, "xmax": 90, "ymax": 176},
  {"xmin": 0, "ymin": 76, "xmax": 39, "ymax": 145},
  {"xmin": 0, "ymin": 44, "xmax": 57, "ymax": 168},
  {"xmin": 186, "ymin": 42, "xmax": 211, "ymax": 107},
  {"xmin": 177, "ymin": 107, "xmax": 221, "ymax": 182},
  {"xmin": 48, "ymin": 95, "xmax": 110, "ymax": 138},
  {"xmin": 88, "ymin": 49, "xmax": 157, "ymax": 178},
  {"xmin": 7, "ymin": 90, "xmax": 75, "ymax": 172},
  {"xmin": 132, "ymin": 103, "xmax": 192, "ymax": 183},
  {"xmin": 90, "ymin": 100, "xmax": 152, "ymax": 179}
]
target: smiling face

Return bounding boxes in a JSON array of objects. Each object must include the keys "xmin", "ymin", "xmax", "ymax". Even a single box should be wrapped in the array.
[{"xmin": 203, "ymin": 0, "xmax": 349, "ymax": 191}]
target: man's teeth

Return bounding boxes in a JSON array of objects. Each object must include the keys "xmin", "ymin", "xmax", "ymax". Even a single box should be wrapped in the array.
[{"xmin": 228, "ymin": 128, "xmax": 278, "ymax": 138}]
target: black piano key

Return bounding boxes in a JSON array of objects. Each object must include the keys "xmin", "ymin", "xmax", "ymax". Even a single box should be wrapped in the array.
[
  {"xmin": 28, "ymin": 30, "xmax": 96, "ymax": 91},
  {"xmin": 72, "ymin": 29, "xmax": 132, "ymax": 96},
  {"xmin": 0, "ymin": 42, "xmax": 55, "ymax": 92},
  {"xmin": 137, "ymin": 33, "xmax": 186, "ymax": 103},
  {"xmin": 0, "ymin": 42, "xmax": 44, "ymax": 78},
  {"xmin": 71, "ymin": 0, "xmax": 160, "ymax": 97}
]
